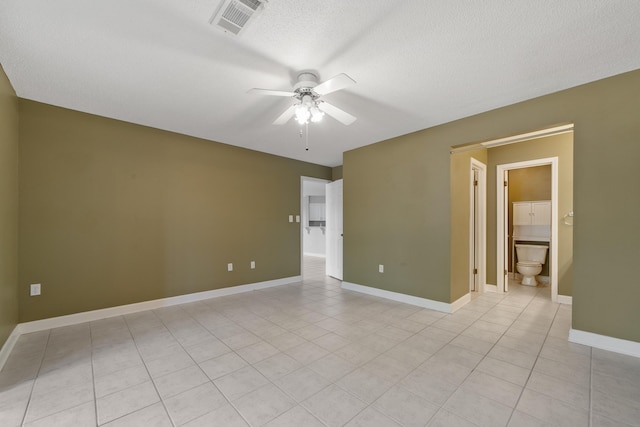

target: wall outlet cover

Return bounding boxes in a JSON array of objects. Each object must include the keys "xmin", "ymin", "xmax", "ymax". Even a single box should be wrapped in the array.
[{"xmin": 30, "ymin": 283, "xmax": 41, "ymax": 296}]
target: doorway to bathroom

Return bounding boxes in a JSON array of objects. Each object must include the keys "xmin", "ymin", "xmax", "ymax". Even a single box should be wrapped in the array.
[{"xmin": 497, "ymin": 158, "xmax": 557, "ymax": 299}]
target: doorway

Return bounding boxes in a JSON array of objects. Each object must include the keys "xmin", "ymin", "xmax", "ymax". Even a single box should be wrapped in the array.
[
  {"xmin": 497, "ymin": 158, "xmax": 559, "ymax": 300},
  {"xmin": 300, "ymin": 177, "xmax": 330, "ymax": 279}
]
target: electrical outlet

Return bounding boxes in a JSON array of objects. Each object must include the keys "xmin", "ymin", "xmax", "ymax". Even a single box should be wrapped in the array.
[
  {"xmin": 250, "ymin": 261, "xmax": 256, "ymax": 269},
  {"xmin": 30, "ymin": 283, "xmax": 41, "ymax": 296},
  {"xmin": 227, "ymin": 263, "xmax": 233, "ymax": 272},
  {"xmin": 378, "ymin": 264, "xmax": 384, "ymax": 273}
]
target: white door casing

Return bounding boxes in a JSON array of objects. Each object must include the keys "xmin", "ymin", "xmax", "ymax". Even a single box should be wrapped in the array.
[{"xmin": 326, "ymin": 179, "xmax": 343, "ymax": 280}]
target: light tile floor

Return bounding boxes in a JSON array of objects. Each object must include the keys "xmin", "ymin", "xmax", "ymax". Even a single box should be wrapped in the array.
[{"xmin": 1, "ymin": 257, "xmax": 639, "ymax": 426}]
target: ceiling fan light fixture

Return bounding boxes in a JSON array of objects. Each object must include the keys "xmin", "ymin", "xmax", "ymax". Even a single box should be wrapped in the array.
[
  {"xmin": 310, "ymin": 106, "xmax": 324, "ymax": 122},
  {"xmin": 295, "ymin": 104, "xmax": 310, "ymax": 124}
]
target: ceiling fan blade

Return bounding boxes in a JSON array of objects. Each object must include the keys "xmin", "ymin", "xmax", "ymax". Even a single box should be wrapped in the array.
[
  {"xmin": 313, "ymin": 73, "xmax": 356, "ymax": 96},
  {"xmin": 248, "ymin": 88, "xmax": 296, "ymax": 97},
  {"xmin": 318, "ymin": 101, "xmax": 357, "ymax": 125},
  {"xmin": 273, "ymin": 104, "xmax": 296, "ymax": 125}
]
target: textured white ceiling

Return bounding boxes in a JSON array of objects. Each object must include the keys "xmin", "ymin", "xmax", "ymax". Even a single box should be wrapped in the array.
[{"xmin": 2, "ymin": 0, "xmax": 640, "ymax": 166}]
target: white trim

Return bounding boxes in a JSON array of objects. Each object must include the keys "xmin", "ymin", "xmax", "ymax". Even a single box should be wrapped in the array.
[
  {"xmin": 0, "ymin": 325, "xmax": 21, "ymax": 370},
  {"xmin": 484, "ymin": 284, "xmax": 497, "ymax": 293},
  {"xmin": 341, "ymin": 281, "xmax": 469, "ymax": 313},
  {"xmin": 569, "ymin": 329, "xmax": 640, "ymax": 359},
  {"xmin": 303, "ymin": 252, "xmax": 326, "ymax": 258},
  {"xmin": 450, "ymin": 293, "xmax": 471, "ymax": 312},
  {"xmin": 556, "ymin": 295, "xmax": 572, "ymax": 305},
  {"xmin": 497, "ymin": 157, "xmax": 559, "ymax": 302},
  {"xmin": 17, "ymin": 276, "xmax": 301, "ymax": 335},
  {"xmin": 451, "ymin": 124, "xmax": 574, "ymax": 154}
]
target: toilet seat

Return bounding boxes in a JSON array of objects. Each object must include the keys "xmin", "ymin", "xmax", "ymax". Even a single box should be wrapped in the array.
[{"xmin": 517, "ymin": 261, "xmax": 541, "ymax": 267}]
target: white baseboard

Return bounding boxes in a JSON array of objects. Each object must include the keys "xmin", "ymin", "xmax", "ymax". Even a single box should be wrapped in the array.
[
  {"xmin": 303, "ymin": 253, "xmax": 326, "ymax": 258},
  {"xmin": 341, "ymin": 282, "xmax": 469, "ymax": 313},
  {"xmin": 484, "ymin": 284, "xmax": 497, "ymax": 293},
  {"xmin": 569, "ymin": 328, "xmax": 640, "ymax": 359},
  {"xmin": 556, "ymin": 295, "xmax": 572, "ymax": 305},
  {"xmin": 0, "ymin": 326, "xmax": 21, "ymax": 370},
  {"xmin": 14, "ymin": 276, "xmax": 301, "ymax": 337}
]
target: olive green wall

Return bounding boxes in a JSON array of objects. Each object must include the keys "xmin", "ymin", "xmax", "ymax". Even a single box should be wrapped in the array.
[
  {"xmin": 0, "ymin": 66, "xmax": 19, "ymax": 347},
  {"xmin": 487, "ymin": 134, "xmax": 573, "ymax": 295},
  {"xmin": 332, "ymin": 166, "xmax": 343, "ymax": 181},
  {"xmin": 344, "ymin": 131, "xmax": 452, "ymax": 303},
  {"xmin": 18, "ymin": 100, "xmax": 331, "ymax": 322},
  {"xmin": 450, "ymin": 148, "xmax": 487, "ymax": 302},
  {"xmin": 344, "ymin": 69, "xmax": 640, "ymax": 343},
  {"xmin": 508, "ymin": 165, "xmax": 552, "ymax": 274}
]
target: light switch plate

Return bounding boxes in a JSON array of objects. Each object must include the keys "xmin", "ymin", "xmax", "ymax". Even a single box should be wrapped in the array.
[
  {"xmin": 250, "ymin": 261, "xmax": 255, "ymax": 269},
  {"xmin": 288, "ymin": 215, "xmax": 293, "ymax": 223},
  {"xmin": 295, "ymin": 215, "xmax": 300, "ymax": 223},
  {"xmin": 227, "ymin": 263, "xmax": 233, "ymax": 272},
  {"xmin": 378, "ymin": 264, "xmax": 384, "ymax": 273}
]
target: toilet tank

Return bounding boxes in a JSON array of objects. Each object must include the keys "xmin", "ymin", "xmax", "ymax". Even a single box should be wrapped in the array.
[{"xmin": 515, "ymin": 244, "xmax": 549, "ymax": 264}]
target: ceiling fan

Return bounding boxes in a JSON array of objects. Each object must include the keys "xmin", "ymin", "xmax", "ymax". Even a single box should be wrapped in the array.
[{"xmin": 249, "ymin": 72, "xmax": 357, "ymax": 126}]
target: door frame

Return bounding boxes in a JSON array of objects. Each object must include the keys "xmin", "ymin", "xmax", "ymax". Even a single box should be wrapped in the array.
[
  {"xmin": 469, "ymin": 158, "xmax": 487, "ymax": 293},
  {"xmin": 300, "ymin": 176, "xmax": 331, "ymax": 277},
  {"xmin": 496, "ymin": 157, "xmax": 559, "ymax": 301}
]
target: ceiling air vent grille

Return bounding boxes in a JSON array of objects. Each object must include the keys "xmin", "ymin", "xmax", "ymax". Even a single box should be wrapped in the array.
[{"xmin": 210, "ymin": 0, "xmax": 266, "ymax": 36}]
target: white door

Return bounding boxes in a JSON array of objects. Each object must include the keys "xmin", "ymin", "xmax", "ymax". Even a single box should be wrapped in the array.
[
  {"xmin": 503, "ymin": 171, "xmax": 509, "ymax": 292},
  {"xmin": 326, "ymin": 179, "xmax": 343, "ymax": 280}
]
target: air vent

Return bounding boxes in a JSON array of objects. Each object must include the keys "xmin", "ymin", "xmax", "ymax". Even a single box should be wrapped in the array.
[{"xmin": 210, "ymin": 0, "xmax": 267, "ymax": 36}]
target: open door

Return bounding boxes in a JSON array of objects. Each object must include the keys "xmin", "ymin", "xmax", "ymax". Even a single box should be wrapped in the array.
[
  {"xmin": 326, "ymin": 179, "xmax": 343, "ymax": 280},
  {"xmin": 503, "ymin": 170, "xmax": 509, "ymax": 292}
]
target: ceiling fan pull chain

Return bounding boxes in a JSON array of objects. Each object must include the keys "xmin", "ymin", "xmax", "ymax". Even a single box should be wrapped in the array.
[{"xmin": 305, "ymin": 122, "xmax": 310, "ymax": 151}]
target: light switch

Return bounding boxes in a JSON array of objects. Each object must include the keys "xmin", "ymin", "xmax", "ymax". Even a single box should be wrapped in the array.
[
  {"xmin": 288, "ymin": 215, "xmax": 293, "ymax": 223},
  {"xmin": 227, "ymin": 263, "xmax": 233, "ymax": 272},
  {"xmin": 295, "ymin": 215, "xmax": 300, "ymax": 223},
  {"xmin": 379, "ymin": 264, "xmax": 384, "ymax": 273},
  {"xmin": 250, "ymin": 261, "xmax": 256, "ymax": 269}
]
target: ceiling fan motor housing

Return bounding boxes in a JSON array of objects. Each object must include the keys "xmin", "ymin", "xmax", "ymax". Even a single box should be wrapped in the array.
[{"xmin": 293, "ymin": 72, "xmax": 319, "ymax": 94}]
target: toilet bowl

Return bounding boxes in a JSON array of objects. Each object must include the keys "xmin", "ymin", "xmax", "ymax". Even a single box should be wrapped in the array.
[{"xmin": 515, "ymin": 244, "xmax": 549, "ymax": 286}]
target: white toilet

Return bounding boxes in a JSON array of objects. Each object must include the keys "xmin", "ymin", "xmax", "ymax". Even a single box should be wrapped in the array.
[{"xmin": 515, "ymin": 244, "xmax": 549, "ymax": 286}]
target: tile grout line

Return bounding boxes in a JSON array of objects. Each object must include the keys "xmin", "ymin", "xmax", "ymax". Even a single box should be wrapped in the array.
[
  {"xmin": 19, "ymin": 329, "xmax": 51, "ymax": 427},
  {"xmin": 120, "ymin": 312, "xmax": 177, "ymax": 427},
  {"xmin": 505, "ymin": 288, "xmax": 561, "ymax": 426}
]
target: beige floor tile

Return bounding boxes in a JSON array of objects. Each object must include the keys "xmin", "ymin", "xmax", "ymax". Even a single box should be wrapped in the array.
[
  {"xmin": 301, "ymin": 384, "xmax": 367, "ymax": 427},
  {"xmin": 164, "ymin": 382, "xmax": 227, "ymax": 426},
  {"xmin": 263, "ymin": 405, "xmax": 325, "ymax": 427},
  {"xmin": 232, "ymin": 383, "xmax": 295, "ymax": 426},
  {"xmin": 274, "ymin": 367, "xmax": 331, "ymax": 402},
  {"xmin": 96, "ymin": 381, "xmax": 158, "ymax": 425},
  {"xmin": 373, "ymin": 385, "xmax": 439, "ymax": 427}
]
